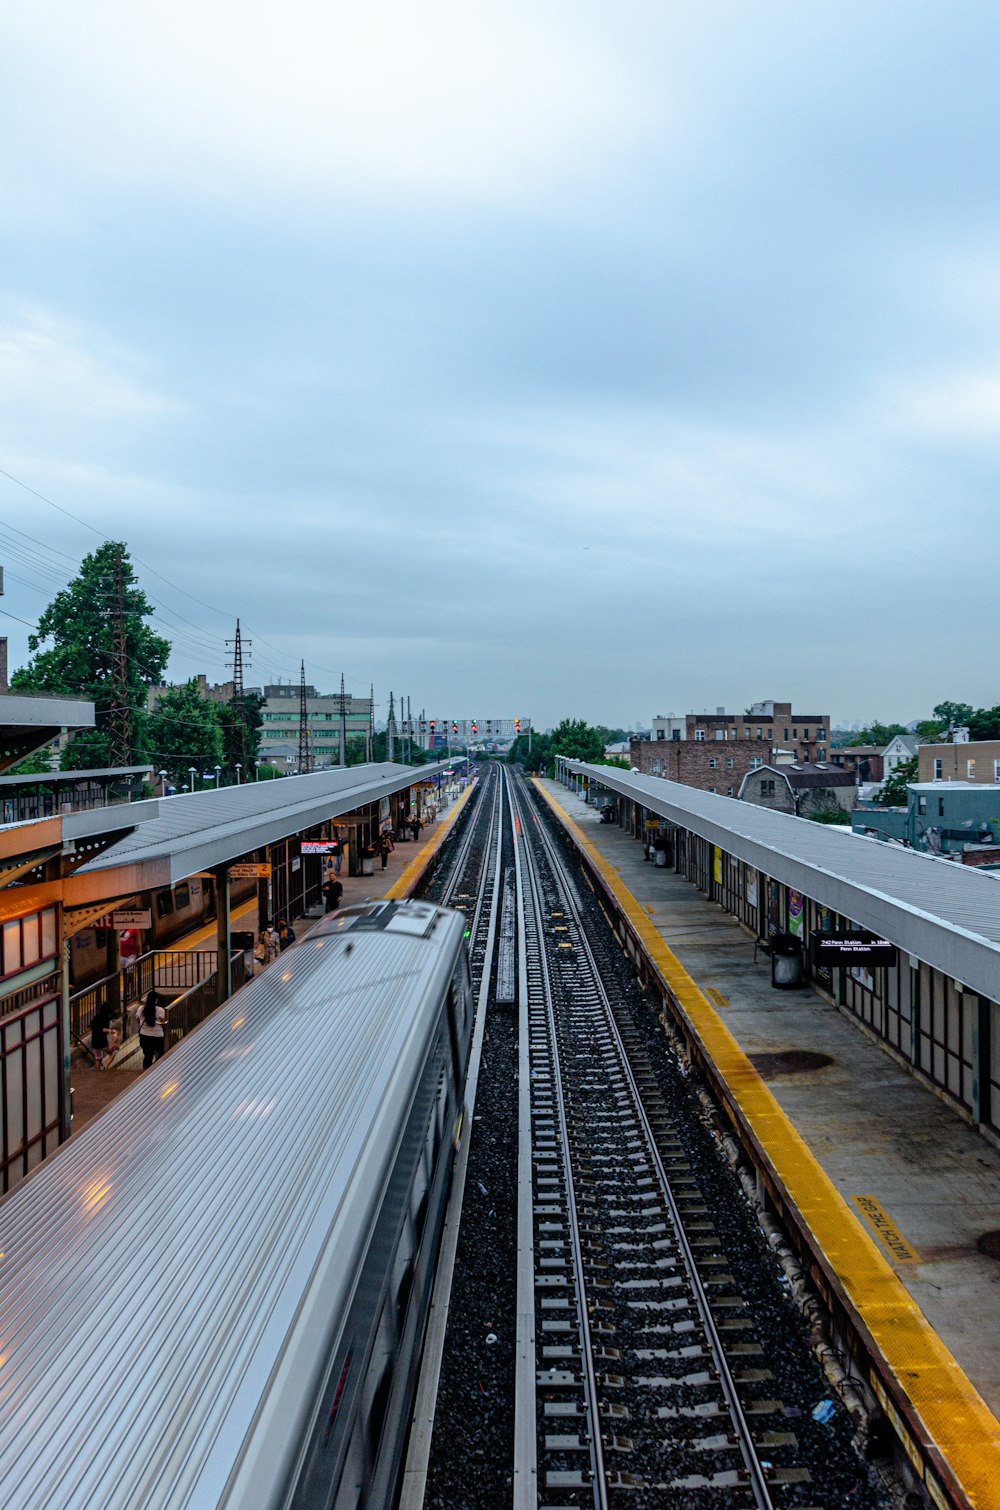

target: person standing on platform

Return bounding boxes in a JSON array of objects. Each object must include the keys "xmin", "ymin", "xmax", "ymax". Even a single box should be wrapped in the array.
[
  {"xmin": 330, "ymin": 837, "xmax": 342, "ymax": 875},
  {"xmin": 410, "ymin": 815, "xmax": 422, "ymax": 842},
  {"xmin": 137, "ymin": 991, "xmax": 166, "ymax": 1070},
  {"xmin": 377, "ymin": 832, "xmax": 392, "ymax": 870},
  {"xmin": 277, "ymin": 919, "xmax": 295, "ymax": 952},
  {"xmin": 91, "ymin": 1003, "xmax": 115, "ymax": 1070},
  {"xmin": 322, "ymin": 877, "xmax": 343, "ymax": 913}
]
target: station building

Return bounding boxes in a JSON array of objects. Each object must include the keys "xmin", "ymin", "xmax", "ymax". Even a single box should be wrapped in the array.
[
  {"xmin": 631, "ymin": 699, "xmax": 831, "ymax": 793},
  {"xmin": 557, "ymin": 759, "xmax": 1000, "ymax": 1147}
]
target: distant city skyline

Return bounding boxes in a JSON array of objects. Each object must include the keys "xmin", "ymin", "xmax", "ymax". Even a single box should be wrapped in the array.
[{"xmin": 2, "ymin": 2, "xmax": 997, "ymax": 728}]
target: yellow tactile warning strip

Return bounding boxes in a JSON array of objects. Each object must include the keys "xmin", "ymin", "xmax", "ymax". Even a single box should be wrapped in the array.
[
  {"xmin": 534, "ymin": 779, "xmax": 1000, "ymax": 1510},
  {"xmin": 383, "ymin": 782, "xmax": 476, "ymax": 901},
  {"xmin": 852, "ymin": 1195, "xmax": 921, "ymax": 1264}
]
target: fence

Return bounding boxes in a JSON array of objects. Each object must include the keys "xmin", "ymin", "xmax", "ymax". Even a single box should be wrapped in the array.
[
  {"xmin": 70, "ymin": 949, "xmax": 222, "ymax": 1049},
  {"xmin": 163, "ymin": 952, "xmax": 249, "ymax": 1049}
]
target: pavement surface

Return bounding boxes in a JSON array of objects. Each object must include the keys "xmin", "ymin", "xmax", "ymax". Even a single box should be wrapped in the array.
[{"xmin": 537, "ymin": 777, "xmax": 1000, "ymax": 1420}]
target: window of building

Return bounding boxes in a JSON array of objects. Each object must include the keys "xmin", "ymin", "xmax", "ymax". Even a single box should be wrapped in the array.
[
  {"xmin": 816, "ymin": 728, "xmax": 824, "ymax": 739},
  {"xmin": 756, "ymin": 727, "xmax": 762, "ymax": 739},
  {"xmin": 967, "ymin": 759, "xmax": 976, "ymax": 779},
  {"xmin": 803, "ymin": 728, "xmax": 810, "ymax": 740},
  {"xmin": 938, "ymin": 797, "xmax": 945, "ymax": 817},
  {"xmin": 783, "ymin": 728, "xmax": 789, "ymax": 740},
  {"xmin": 792, "ymin": 728, "xmax": 798, "ymax": 739},
  {"xmin": 694, "ymin": 729, "xmax": 705, "ymax": 741},
  {"xmin": 918, "ymin": 796, "xmax": 927, "ymax": 814},
  {"xmin": 655, "ymin": 729, "xmax": 664, "ymax": 740},
  {"xmin": 708, "ymin": 785, "xmax": 716, "ymax": 793},
  {"xmin": 749, "ymin": 757, "xmax": 763, "ymax": 770},
  {"xmin": 725, "ymin": 757, "xmax": 734, "ymax": 769},
  {"xmin": 934, "ymin": 758, "xmax": 943, "ymax": 780},
  {"xmin": 708, "ymin": 757, "xmax": 717, "ymax": 769},
  {"xmin": 761, "ymin": 778, "xmax": 775, "ymax": 796},
  {"xmin": 817, "ymin": 746, "xmax": 826, "ymax": 759},
  {"xmin": 726, "ymin": 786, "xmax": 734, "ymax": 797},
  {"xmin": 994, "ymin": 759, "xmax": 1000, "ymax": 783},
  {"xmin": 767, "ymin": 728, "xmax": 772, "ymax": 740},
  {"xmin": 715, "ymin": 728, "xmax": 725, "ymax": 740}
]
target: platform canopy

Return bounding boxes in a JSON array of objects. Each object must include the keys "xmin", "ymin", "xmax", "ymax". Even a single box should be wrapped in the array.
[
  {"xmin": 68, "ymin": 761, "xmax": 456, "ymax": 896},
  {"xmin": 0, "ymin": 692, "xmax": 95, "ymax": 773},
  {"xmin": 558, "ymin": 760, "xmax": 1000, "ymax": 1002}
]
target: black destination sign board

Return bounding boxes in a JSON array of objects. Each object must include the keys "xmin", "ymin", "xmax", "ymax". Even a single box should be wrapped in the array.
[{"xmin": 811, "ymin": 932, "xmax": 898, "ymax": 967}]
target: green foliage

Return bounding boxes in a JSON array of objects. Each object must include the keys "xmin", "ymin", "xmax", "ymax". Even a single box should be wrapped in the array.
[
  {"xmin": 12, "ymin": 542, "xmax": 169, "ymax": 768},
  {"xmin": 808, "ymin": 807, "xmax": 851, "ymax": 825},
  {"xmin": 8, "ymin": 750, "xmax": 56, "ymax": 776},
  {"xmin": 550, "ymin": 719, "xmax": 608, "ymax": 762},
  {"xmin": 876, "ymin": 755, "xmax": 918, "ymax": 807},
  {"xmin": 145, "ymin": 680, "xmax": 225, "ymax": 785},
  {"xmin": 595, "ymin": 755, "xmax": 630, "ymax": 770},
  {"xmin": 507, "ymin": 731, "xmax": 552, "ymax": 774},
  {"xmin": 845, "ymin": 722, "xmax": 908, "ymax": 748}
]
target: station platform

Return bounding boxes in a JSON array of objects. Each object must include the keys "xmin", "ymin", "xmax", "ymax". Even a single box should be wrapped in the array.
[
  {"xmin": 535, "ymin": 777, "xmax": 1000, "ymax": 1510},
  {"xmin": 70, "ymin": 784, "xmax": 474, "ymax": 1131}
]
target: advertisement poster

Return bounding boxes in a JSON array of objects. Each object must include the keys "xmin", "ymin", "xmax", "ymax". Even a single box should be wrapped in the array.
[
  {"xmin": 788, "ymin": 889, "xmax": 804, "ymax": 937},
  {"xmin": 746, "ymin": 871, "xmax": 758, "ymax": 910},
  {"xmin": 713, "ymin": 846, "xmax": 723, "ymax": 885}
]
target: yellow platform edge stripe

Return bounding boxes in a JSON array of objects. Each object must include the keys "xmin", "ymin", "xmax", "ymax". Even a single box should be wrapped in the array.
[
  {"xmin": 534, "ymin": 779, "xmax": 1000, "ymax": 1509},
  {"xmin": 383, "ymin": 781, "xmax": 476, "ymax": 902}
]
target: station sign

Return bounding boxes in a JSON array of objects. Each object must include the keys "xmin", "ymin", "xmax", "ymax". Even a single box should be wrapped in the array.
[
  {"xmin": 811, "ymin": 932, "xmax": 898, "ymax": 967},
  {"xmin": 229, "ymin": 863, "xmax": 272, "ymax": 879},
  {"xmin": 300, "ymin": 840, "xmax": 339, "ymax": 854},
  {"xmin": 93, "ymin": 909, "xmax": 152, "ymax": 930}
]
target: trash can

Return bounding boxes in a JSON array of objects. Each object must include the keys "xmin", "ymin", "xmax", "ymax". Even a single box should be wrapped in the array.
[
  {"xmin": 770, "ymin": 932, "xmax": 804, "ymax": 989},
  {"xmin": 654, "ymin": 842, "xmax": 668, "ymax": 868},
  {"xmin": 361, "ymin": 855, "xmax": 375, "ymax": 877}
]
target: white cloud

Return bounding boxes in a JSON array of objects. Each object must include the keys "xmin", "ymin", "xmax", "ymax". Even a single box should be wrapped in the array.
[
  {"xmin": 0, "ymin": 310, "xmax": 172, "ymax": 425},
  {"xmin": 3, "ymin": 0, "xmax": 649, "ymax": 206}
]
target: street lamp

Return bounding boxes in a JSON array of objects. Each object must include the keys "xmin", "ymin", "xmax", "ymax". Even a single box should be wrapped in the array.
[
  {"xmin": 158, "ymin": 769, "xmax": 168, "ymax": 797},
  {"xmin": 188, "ymin": 767, "xmax": 197, "ymax": 793},
  {"xmin": 235, "ymin": 763, "xmax": 242, "ymax": 784},
  {"xmin": 255, "ymin": 759, "xmax": 263, "ymax": 781},
  {"xmin": 214, "ymin": 764, "xmax": 222, "ymax": 788}
]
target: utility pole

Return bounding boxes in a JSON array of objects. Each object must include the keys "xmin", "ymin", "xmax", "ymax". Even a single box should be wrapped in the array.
[
  {"xmin": 406, "ymin": 695, "xmax": 412, "ymax": 763},
  {"xmin": 387, "ymin": 690, "xmax": 397, "ymax": 763},
  {"xmin": 338, "ymin": 674, "xmax": 347, "ymax": 767},
  {"xmin": 108, "ymin": 544, "xmax": 132, "ymax": 767},
  {"xmin": 368, "ymin": 683, "xmax": 374, "ymax": 763},
  {"xmin": 297, "ymin": 660, "xmax": 311, "ymax": 773},
  {"xmin": 225, "ymin": 618, "xmax": 251, "ymax": 777}
]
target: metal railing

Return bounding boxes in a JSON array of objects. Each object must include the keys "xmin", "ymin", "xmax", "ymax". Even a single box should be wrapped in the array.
[
  {"xmin": 163, "ymin": 951, "xmax": 249, "ymax": 1049},
  {"xmin": 70, "ymin": 949, "xmax": 221, "ymax": 1047}
]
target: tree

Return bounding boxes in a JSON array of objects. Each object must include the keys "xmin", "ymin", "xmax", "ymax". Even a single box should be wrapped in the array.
[
  {"xmin": 145, "ymin": 681, "xmax": 224, "ymax": 786},
  {"xmin": 846, "ymin": 721, "xmax": 908, "ymax": 748},
  {"xmin": 11, "ymin": 542, "xmax": 170, "ymax": 769},
  {"xmin": 218, "ymin": 689, "xmax": 265, "ymax": 777},
  {"xmin": 549, "ymin": 719, "xmax": 608, "ymax": 763},
  {"xmin": 808, "ymin": 806, "xmax": 851, "ymax": 825},
  {"xmin": 876, "ymin": 756, "xmax": 918, "ymax": 807}
]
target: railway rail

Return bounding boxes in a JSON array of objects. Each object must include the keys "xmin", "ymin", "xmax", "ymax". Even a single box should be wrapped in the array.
[{"xmin": 421, "ymin": 765, "xmax": 889, "ymax": 1510}]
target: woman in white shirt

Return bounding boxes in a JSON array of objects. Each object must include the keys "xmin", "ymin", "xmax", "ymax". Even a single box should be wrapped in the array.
[{"xmin": 137, "ymin": 991, "xmax": 167, "ymax": 1070}]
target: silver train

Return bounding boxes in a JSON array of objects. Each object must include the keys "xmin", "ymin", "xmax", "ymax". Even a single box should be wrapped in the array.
[{"xmin": 0, "ymin": 899, "xmax": 473, "ymax": 1510}]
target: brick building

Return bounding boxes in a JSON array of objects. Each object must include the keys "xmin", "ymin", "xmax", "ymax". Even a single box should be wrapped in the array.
[
  {"xmin": 632, "ymin": 699, "xmax": 831, "ymax": 796},
  {"xmin": 918, "ymin": 740, "xmax": 1000, "ymax": 786}
]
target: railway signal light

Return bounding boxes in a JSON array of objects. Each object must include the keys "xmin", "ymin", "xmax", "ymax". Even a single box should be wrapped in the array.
[
  {"xmin": 452, "ymin": 722, "xmax": 458, "ymax": 735},
  {"xmin": 471, "ymin": 722, "xmax": 477, "ymax": 734},
  {"xmin": 515, "ymin": 718, "xmax": 521, "ymax": 733}
]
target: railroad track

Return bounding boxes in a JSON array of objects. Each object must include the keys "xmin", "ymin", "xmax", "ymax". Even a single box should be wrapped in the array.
[{"xmin": 507, "ymin": 766, "xmax": 787, "ymax": 1507}]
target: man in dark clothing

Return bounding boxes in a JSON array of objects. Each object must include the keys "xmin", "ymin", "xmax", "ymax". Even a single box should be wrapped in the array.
[
  {"xmin": 277, "ymin": 919, "xmax": 295, "ymax": 951},
  {"xmin": 410, "ymin": 816, "xmax": 423, "ymax": 841},
  {"xmin": 322, "ymin": 878, "xmax": 344, "ymax": 913}
]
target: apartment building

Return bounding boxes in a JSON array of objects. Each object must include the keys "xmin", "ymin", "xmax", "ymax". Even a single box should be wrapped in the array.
[
  {"xmin": 633, "ymin": 699, "xmax": 831, "ymax": 795},
  {"xmin": 918, "ymin": 739, "xmax": 1000, "ymax": 787}
]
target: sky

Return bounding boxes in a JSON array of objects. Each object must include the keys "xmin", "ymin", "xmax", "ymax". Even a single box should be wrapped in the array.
[{"xmin": 1, "ymin": 1, "xmax": 998, "ymax": 731}]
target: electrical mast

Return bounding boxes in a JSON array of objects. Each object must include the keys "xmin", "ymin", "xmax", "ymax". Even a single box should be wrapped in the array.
[
  {"xmin": 386, "ymin": 691, "xmax": 397, "ymax": 763},
  {"xmin": 225, "ymin": 618, "xmax": 251, "ymax": 777},
  {"xmin": 297, "ymin": 660, "xmax": 311, "ymax": 773},
  {"xmin": 338, "ymin": 674, "xmax": 348, "ymax": 767},
  {"xmin": 108, "ymin": 544, "xmax": 132, "ymax": 767},
  {"xmin": 368, "ymin": 683, "xmax": 374, "ymax": 763}
]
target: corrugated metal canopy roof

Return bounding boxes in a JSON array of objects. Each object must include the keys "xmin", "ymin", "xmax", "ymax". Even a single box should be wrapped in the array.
[
  {"xmin": 560, "ymin": 761, "xmax": 1000, "ymax": 1001},
  {"xmin": 72, "ymin": 762, "xmax": 453, "ymax": 888}
]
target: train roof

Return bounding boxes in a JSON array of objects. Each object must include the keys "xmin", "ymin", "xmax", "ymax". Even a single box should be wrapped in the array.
[{"xmin": 0, "ymin": 901, "xmax": 465, "ymax": 1509}]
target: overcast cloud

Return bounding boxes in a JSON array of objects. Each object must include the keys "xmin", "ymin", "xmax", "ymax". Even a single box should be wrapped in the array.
[{"xmin": 1, "ymin": 1, "xmax": 998, "ymax": 729}]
